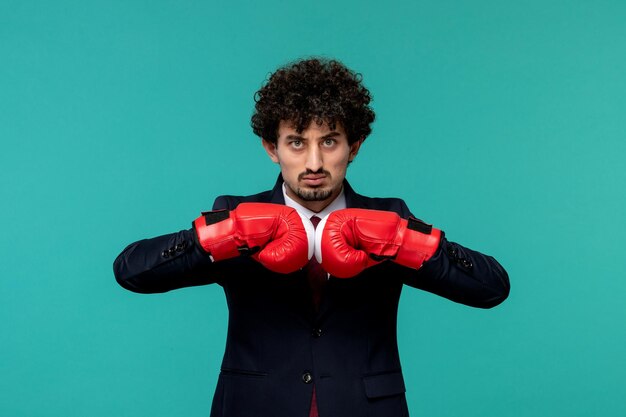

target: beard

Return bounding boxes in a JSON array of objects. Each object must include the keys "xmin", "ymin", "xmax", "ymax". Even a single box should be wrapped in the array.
[
  {"xmin": 284, "ymin": 169, "xmax": 335, "ymax": 202},
  {"xmin": 293, "ymin": 186, "xmax": 333, "ymax": 201},
  {"xmin": 284, "ymin": 180, "xmax": 334, "ymax": 202}
]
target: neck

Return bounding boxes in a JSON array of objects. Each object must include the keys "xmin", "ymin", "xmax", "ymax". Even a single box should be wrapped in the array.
[{"xmin": 299, "ymin": 199, "xmax": 332, "ymax": 213}]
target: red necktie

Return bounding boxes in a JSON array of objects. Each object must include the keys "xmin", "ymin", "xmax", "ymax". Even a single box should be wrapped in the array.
[
  {"xmin": 305, "ymin": 216, "xmax": 327, "ymax": 310},
  {"xmin": 305, "ymin": 216, "xmax": 325, "ymax": 417}
]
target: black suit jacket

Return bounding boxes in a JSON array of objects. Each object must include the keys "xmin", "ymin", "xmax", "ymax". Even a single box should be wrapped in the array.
[{"xmin": 113, "ymin": 177, "xmax": 509, "ymax": 417}]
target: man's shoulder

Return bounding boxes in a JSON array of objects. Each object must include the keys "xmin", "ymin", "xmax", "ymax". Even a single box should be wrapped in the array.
[
  {"xmin": 343, "ymin": 180, "xmax": 409, "ymax": 216},
  {"xmin": 211, "ymin": 189, "xmax": 275, "ymax": 210},
  {"xmin": 351, "ymin": 194, "xmax": 412, "ymax": 217}
]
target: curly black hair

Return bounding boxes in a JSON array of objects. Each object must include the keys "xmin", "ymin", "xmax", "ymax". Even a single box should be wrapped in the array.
[{"xmin": 251, "ymin": 58, "xmax": 375, "ymax": 144}]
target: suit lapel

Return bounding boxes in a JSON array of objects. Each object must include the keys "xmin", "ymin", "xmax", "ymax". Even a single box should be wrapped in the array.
[
  {"xmin": 343, "ymin": 180, "xmax": 368, "ymax": 209},
  {"xmin": 268, "ymin": 174, "xmax": 286, "ymax": 204}
]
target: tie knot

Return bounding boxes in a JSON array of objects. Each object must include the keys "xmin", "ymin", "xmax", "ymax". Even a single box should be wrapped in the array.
[{"xmin": 310, "ymin": 215, "xmax": 321, "ymax": 229}]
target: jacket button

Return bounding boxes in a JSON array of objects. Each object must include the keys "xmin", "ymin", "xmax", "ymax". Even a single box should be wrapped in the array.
[
  {"xmin": 302, "ymin": 372, "xmax": 313, "ymax": 384},
  {"xmin": 460, "ymin": 258, "xmax": 473, "ymax": 269},
  {"xmin": 312, "ymin": 328, "xmax": 322, "ymax": 338},
  {"xmin": 161, "ymin": 250, "xmax": 170, "ymax": 258}
]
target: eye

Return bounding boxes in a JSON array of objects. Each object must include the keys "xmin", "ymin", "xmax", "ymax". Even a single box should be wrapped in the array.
[
  {"xmin": 290, "ymin": 140, "xmax": 303, "ymax": 149},
  {"xmin": 322, "ymin": 138, "xmax": 336, "ymax": 147}
]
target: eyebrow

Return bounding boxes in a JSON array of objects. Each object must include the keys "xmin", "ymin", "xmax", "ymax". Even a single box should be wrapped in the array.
[{"xmin": 285, "ymin": 132, "xmax": 341, "ymax": 140}]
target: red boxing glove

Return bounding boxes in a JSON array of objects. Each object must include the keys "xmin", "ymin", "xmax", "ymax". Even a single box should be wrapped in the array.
[
  {"xmin": 193, "ymin": 203, "xmax": 314, "ymax": 274},
  {"xmin": 315, "ymin": 208, "xmax": 441, "ymax": 278}
]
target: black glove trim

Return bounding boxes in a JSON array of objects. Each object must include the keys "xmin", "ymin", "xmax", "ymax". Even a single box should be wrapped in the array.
[
  {"xmin": 407, "ymin": 216, "xmax": 432, "ymax": 234},
  {"xmin": 202, "ymin": 209, "xmax": 230, "ymax": 225}
]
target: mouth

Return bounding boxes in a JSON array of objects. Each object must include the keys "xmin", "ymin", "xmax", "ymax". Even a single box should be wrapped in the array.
[{"xmin": 301, "ymin": 175, "xmax": 326, "ymax": 186}]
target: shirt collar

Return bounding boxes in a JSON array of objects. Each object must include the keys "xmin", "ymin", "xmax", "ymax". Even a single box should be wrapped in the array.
[{"xmin": 282, "ymin": 182, "xmax": 346, "ymax": 219}]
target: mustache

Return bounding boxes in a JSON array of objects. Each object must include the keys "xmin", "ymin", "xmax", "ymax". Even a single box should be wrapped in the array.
[{"xmin": 298, "ymin": 169, "xmax": 330, "ymax": 180}]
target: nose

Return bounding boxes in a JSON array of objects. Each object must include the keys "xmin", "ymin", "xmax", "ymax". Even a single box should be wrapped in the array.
[{"xmin": 305, "ymin": 144, "xmax": 323, "ymax": 172}]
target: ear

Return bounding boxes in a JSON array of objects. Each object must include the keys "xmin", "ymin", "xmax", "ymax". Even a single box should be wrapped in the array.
[
  {"xmin": 262, "ymin": 139, "xmax": 279, "ymax": 163},
  {"xmin": 348, "ymin": 138, "xmax": 363, "ymax": 162}
]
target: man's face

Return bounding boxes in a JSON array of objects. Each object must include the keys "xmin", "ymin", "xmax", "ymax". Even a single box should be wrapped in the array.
[{"xmin": 263, "ymin": 120, "xmax": 361, "ymax": 212}]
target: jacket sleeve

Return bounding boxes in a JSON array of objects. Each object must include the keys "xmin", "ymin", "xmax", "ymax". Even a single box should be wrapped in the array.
[
  {"xmin": 398, "ymin": 201, "xmax": 510, "ymax": 309},
  {"xmin": 112, "ymin": 228, "xmax": 224, "ymax": 293},
  {"xmin": 402, "ymin": 234, "xmax": 510, "ymax": 308},
  {"xmin": 112, "ymin": 196, "xmax": 234, "ymax": 293}
]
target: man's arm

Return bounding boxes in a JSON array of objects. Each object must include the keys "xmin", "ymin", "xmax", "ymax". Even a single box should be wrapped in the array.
[
  {"xmin": 317, "ymin": 206, "xmax": 510, "ymax": 309},
  {"xmin": 113, "ymin": 200, "xmax": 313, "ymax": 294},
  {"xmin": 113, "ymin": 195, "xmax": 230, "ymax": 294},
  {"xmin": 113, "ymin": 228, "xmax": 219, "ymax": 294},
  {"xmin": 401, "ymin": 197, "xmax": 510, "ymax": 308},
  {"xmin": 402, "ymin": 235, "xmax": 510, "ymax": 309}
]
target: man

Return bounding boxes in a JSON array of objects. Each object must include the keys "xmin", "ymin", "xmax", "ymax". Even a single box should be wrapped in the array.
[{"xmin": 114, "ymin": 58, "xmax": 509, "ymax": 417}]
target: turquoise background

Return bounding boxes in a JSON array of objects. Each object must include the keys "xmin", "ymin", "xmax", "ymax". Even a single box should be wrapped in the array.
[{"xmin": 2, "ymin": 0, "xmax": 625, "ymax": 416}]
